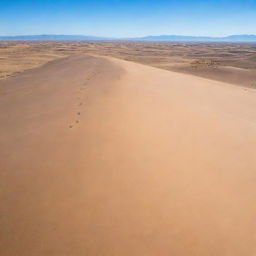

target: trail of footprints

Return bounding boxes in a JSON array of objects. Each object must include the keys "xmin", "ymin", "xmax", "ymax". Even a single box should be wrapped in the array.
[{"xmin": 69, "ymin": 69, "xmax": 100, "ymax": 129}]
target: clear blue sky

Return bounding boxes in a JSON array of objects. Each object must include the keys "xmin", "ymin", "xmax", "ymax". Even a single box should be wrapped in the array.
[{"xmin": 1, "ymin": 0, "xmax": 255, "ymax": 37}]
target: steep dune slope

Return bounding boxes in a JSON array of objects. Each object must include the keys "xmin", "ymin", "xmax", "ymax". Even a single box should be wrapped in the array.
[{"xmin": 0, "ymin": 55, "xmax": 256, "ymax": 255}]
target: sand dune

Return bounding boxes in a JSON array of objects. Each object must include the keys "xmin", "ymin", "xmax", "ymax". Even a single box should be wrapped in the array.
[{"xmin": 0, "ymin": 54, "xmax": 256, "ymax": 255}]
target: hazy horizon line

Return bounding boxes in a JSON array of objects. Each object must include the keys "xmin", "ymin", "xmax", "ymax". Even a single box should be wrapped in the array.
[{"xmin": 1, "ymin": 33, "xmax": 256, "ymax": 38}]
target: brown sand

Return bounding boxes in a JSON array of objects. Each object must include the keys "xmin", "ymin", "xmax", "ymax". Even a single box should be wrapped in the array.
[
  {"xmin": 0, "ymin": 54, "xmax": 256, "ymax": 255},
  {"xmin": 1, "ymin": 41, "xmax": 256, "ymax": 87}
]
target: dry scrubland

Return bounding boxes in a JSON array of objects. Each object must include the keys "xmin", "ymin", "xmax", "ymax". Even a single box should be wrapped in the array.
[{"xmin": 1, "ymin": 41, "xmax": 256, "ymax": 87}]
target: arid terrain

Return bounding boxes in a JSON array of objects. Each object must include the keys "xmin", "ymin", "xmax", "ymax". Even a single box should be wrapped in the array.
[
  {"xmin": 1, "ymin": 51, "xmax": 256, "ymax": 255},
  {"xmin": 1, "ymin": 41, "xmax": 256, "ymax": 87}
]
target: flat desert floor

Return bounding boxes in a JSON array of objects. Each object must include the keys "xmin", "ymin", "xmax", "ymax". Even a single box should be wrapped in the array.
[
  {"xmin": 1, "ymin": 41, "xmax": 256, "ymax": 87},
  {"xmin": 0, "ymin": 52, "xmax": 256, "ymax": 255}
]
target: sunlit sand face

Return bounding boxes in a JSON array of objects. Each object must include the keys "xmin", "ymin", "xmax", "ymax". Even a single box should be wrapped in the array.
[{"xmin": 1, "ymin": 54, "xmax": 256, "ymax": 255}]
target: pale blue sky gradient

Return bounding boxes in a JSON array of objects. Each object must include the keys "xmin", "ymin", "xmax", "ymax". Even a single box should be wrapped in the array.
[{"xmin": 1, "ymin": 0, "xmax": 255, "ymax": 37}]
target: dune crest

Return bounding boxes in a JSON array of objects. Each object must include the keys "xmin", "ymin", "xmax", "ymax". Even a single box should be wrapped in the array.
[{"xmin": 1, "ymin": 55, "xmax": 256, "ymax": 256}]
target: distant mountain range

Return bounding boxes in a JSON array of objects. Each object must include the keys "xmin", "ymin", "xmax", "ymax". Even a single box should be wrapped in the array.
[
  {"xmin": 1, "ymin": 34, "xmax": 256, "ymax": 42},
  {"xmin": 132, "ymin": 34, "xmax": 256, "ymax": 42},
  {"xmin": 0, "ymin": 35, "xmax": 108, "ymax": 41}
]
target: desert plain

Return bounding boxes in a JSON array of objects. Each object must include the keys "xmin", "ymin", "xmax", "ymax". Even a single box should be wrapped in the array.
[
  {"xmin": 0, "ymin": 41, "xmax": 256, "ymax": 255},
  {"xmin": 1, "ymin": 41, "xmax": 256, "ymax": 87}
]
